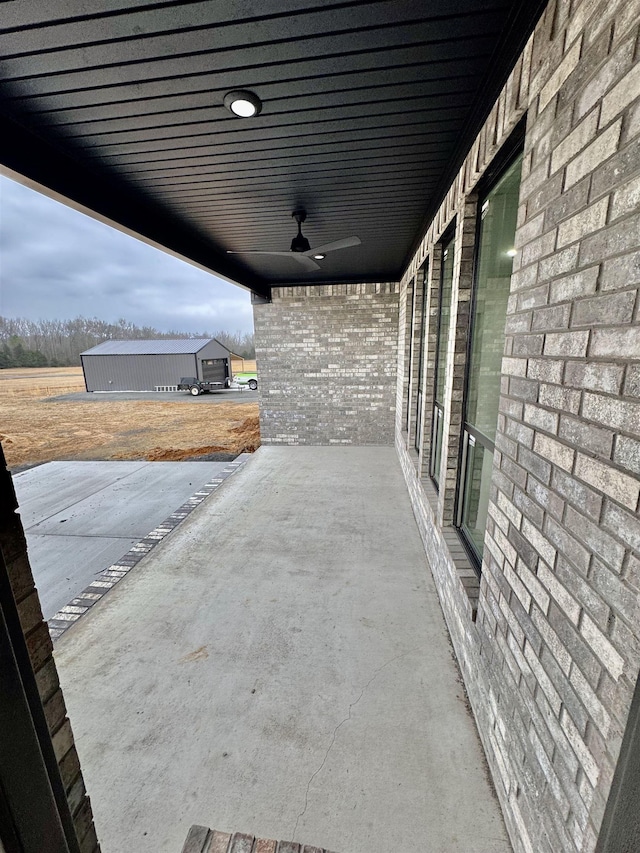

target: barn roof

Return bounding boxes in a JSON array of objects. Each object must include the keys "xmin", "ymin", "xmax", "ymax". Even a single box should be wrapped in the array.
[{"xmin": 81, "ymin": 338, "xmax": 224, "ymax": 356}]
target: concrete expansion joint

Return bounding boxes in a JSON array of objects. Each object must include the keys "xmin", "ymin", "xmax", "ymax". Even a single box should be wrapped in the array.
[{"xmin": 291, "ymin": 646, "xmax": 421, "ymax": 842}]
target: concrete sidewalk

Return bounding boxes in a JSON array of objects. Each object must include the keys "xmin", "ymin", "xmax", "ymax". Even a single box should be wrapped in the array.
[
  {"xmin": 54, "ymin": 447, "xmax": 510, "ymax": 853},
  {"xmin": 13, "ymin": 460, "xmax": 232, "ymax": 618}
]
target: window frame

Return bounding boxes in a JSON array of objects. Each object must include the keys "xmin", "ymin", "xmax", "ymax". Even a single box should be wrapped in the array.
[
  {"xmin": 414, "ymin": 258, "xmax": 429, "ymax": 454},
  {"xmin": 429, "ymin": 228, "xmax": 456, "ymax": 490},
  {"xmin": 454, "ymin": 130, "xmax": 525, "ymax": 573}
]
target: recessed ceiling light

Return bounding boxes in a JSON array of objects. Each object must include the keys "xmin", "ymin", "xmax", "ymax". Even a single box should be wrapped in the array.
[
  {"xmin": 223, "ymin": 90, "xmax": 262, "ymax": 117},
  {"xmin": 313, "ymin": 254, "xmax": 326, "ymax": 260}
]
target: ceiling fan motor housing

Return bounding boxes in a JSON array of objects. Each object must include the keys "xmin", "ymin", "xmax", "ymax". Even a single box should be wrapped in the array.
[
  {"xmin": 291, "ymin": 233, "xmax": 311, "ymax": 252},
  {"xmin": 291, "ymin": 209, "xmax": 311, "ymax": 252}
]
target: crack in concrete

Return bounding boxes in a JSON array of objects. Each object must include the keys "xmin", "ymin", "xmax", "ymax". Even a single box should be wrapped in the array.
[{"xmin": 291, "ymin": 647, "xmax": 420, "ymax": 841}]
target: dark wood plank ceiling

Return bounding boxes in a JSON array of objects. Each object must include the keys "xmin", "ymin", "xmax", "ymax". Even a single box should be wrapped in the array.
[{"xmin": 0, "ymin": 1, "xmax": 544, "ymax": 298}]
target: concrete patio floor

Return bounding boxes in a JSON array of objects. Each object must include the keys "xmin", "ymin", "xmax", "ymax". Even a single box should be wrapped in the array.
[{"xmin": 53, "ymin": 446, "xmax": 510, "ymax": 853}]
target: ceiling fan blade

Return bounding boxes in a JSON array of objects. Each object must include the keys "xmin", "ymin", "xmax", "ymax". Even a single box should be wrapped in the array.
[
  {"xmin": 306, "ymin": 236, "xmax": 361, "ymax": 255},
  {"xmin": 289, "ymin": 254, "xmax": 321, "ymax": 271},
  {"xmin": 226, "ymin": 250, "xmax": 293, "ymax": 256},
  {"xmin": 227, "ymin": 250, "xmax": 320, "ymax": 270}
]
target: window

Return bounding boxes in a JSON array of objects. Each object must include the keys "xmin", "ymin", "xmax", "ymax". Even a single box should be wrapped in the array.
[
  {"xmin": 405, "ymin": 277, "xmax": 416, "ymax": 432},
  {"xmin": 457, "ymin": 152, "xmax": 523, "ymax": 565},
  {"xmin": 414, "ymin": 260, "xmax": 429, "ymax": 453},
  {"xmin": 430, "ymin": 236, "xmax": 455, "ymax": 489}
]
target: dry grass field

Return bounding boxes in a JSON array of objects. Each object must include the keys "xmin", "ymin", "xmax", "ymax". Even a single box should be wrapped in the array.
[{"xmin": 0, "ymin": 367, "xmax": 260, "ymax": 469}]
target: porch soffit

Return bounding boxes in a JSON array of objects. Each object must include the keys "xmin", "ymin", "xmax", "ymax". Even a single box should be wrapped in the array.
[{"xmin": 0, "ymin": 1, "xmax": 545, "ymax": 298}]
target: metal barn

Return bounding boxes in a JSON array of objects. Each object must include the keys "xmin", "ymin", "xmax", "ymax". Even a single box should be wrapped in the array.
[{"xmin": 80, "ymin": 339, "xmax": 231, "ymax": 392}]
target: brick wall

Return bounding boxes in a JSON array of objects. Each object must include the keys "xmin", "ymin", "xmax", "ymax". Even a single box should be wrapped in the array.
[
  {"xmin": 254, "ymin": 283, "xmax": 399, "ymax": 445},
  {"xmin": 0, "ymin": 445, "xmax": 100, "ymax": 852},
  {"xmin": 396, "ymin": 1, "xmax": 640, "ymax": 852}
]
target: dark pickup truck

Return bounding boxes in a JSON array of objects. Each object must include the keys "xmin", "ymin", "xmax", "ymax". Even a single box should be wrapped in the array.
[{"xmin": 178, "ymin": 376, "xmax": 229, "ymax": 396}]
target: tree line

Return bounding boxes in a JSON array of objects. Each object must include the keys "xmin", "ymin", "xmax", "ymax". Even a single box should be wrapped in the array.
[{"xmin": 0, "ymin": 316, "xmax": 255, "ymax": 368}]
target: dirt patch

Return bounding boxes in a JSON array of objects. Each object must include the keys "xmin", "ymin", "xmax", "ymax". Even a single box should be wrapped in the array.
[{"xmin": 0, "ymin": 367, "xmax": 261, "ymax": 468}]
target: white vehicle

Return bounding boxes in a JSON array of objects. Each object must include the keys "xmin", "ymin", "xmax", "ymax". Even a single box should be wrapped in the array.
[{"xmin": 233, "ymin": 371, "xmax": 258, "ymax": 390}]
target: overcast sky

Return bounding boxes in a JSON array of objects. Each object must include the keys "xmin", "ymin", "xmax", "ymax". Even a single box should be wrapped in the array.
[{"xmin": 0, "ymin": 175, "xmax": 253, "ymax": 335}]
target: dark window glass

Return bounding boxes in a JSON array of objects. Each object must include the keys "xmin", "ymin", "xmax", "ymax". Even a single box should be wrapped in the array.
[
  {"xmin": 405, "ymin": 278, "xmax": 416, "ymax": 431},
  {"xmin": 414, "ymin": 261, "xmax": 429, "ymax": 453},
  {"xmin": 430, "ymin": 237, "xmax": 455, "ymax": 488},
  {"xmin": 458, "ymin": 153, "xmax": 523, "ymax": 563}
]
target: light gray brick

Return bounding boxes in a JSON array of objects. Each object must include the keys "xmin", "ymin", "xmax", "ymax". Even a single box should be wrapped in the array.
[
  {"xmin": 531, "ymin": 304, "xmax": 571, "ymax": 331},
  {"xmin": 565, "ymin": 505, "xmax": 625, "ymax": 573},
  {"xmin": 590, "ymin": 135, "xmax": 640, "ymax": 203},
  {"xmin": 550, "ymin": 110, "xmax": 599, "ymax": 175},
  {"xmin": 534, "ymin": 434, "xmax": 575, "ymax": 473},
  {"xmin": 520, "ymin": 156, "xmax": 552, "ymax": 203},
  {"xmin": 591, "ymin": 558, "xmax": 638, "ymax": 626},
  {"xmin": 569, "ymin": 663, "xmax": 611, "ymax": 738},
  {"xmin": 590, "ymin": 326, "xmax": 640, "ymax": 359},
  {"xmin": 524, "ymin": 404, "xmax": 559, "ymax": 434},
  {"xmin": 580, "ymin": 613, "xmax": 624, "ymax": 680},
  {"xmin": 537, "ymin": 561, "xmax": 581, "ymax": 625},
  {"xmin": 543, "ymin": 330, "xmax": 589, "ymax": 357},
  {"xmin": 556, "ymin": 555, "xmax": 609, "ymax": 628},
  {"xmin": 521, "ymin": 230, "xmax": 557, "ymax": 267},
  {"xmin": 522, "ymin": 518, "xmax": 557, "ymax": 568},
  {"xmin": 575, "ymin": 36, "xmax": 636, "ymax": 120},
  {"xmin": 564, "ymin": 362, "xmax": 623, "ymax": 394},
  {"xmin": 613, "ymin": 436, "xmax": 640, "ymax": 475},
  {"xmin": 565, "ymin": 120, "xmax": 622, "ymax": 188},
  {"xmin": 527, "ymin": 358, "xmax": 564, "ymax": 383},
  {"xmin": 549, "ymin": 266, "xmax": 599, "ymax": 304},
  {"xmin": 558, "ymin": 416, "xmax": 614, "ymax": 457},
  {"xmin": 582, "ymin": 393, "xmax": 640, "ymax": 433},
  {"xmin": 624, "ymin": 365, "xmax": 640, "ymax": 397},
  {"xmin": 511, "ymin": 263, "xmax": 541, "ymax": 291},
  {"xmin": 545, "ymin": 515, "xmax": 591, "ymax": 574},
  {"xmin": 575, "ymin": 453, "xmax": 640, "ymax": 510},
  {"xmin": 539, "ymin": 383, "xmax": 582, "ymax": 414},
  {"xmin": 600, "ymin": 60, "xmax": 640, "ymax": 127},
  {"xmin": 580, "ymin": 212, "xmax": 640, "ymax": 265},
  {"xmin": 526, "ymin": 476, "xmax": 565, "ymax": 520},
  {"xmin": 551, "ymin": 468, "xmax": 603, "ymax": 521},
  {"xmin": 518, "ymin": 446, "xmax": 552, "ymax": 486},
  {"xmin": 515, "ymin": 211, "xmax": 546, "ymax": 248},
  {"xmin": 502, "ymin": 356, "xmax": 528, "ymax": 376},
  {"xmin": 512, "ymin": 334, "xmax": 544, "ymax": 356},
  {"xmin": 544, "ymin": 177, "xmax": 591, "ymax": 230},
  {"xmin": 557, "ymin": 198, "xmax": 608, "ymax": 248},
  {"xmin": 539, "ymin": 39, "xmax": 582, "ymax": 112},
  {"xmin": 610, "ymin": 172, "xmax": 640, "ymax": 221},
  {"xmin": 531, "ymin": 605, "xmax": 571, "ymax": 674},
  {"xmin": 538, "ymin": 245, "xmax": 580, "ymax": 281},
  {"xmin": 517, "ymin": 283, "xmax": 549, "ymax": 310},
  {"xmin": 601, "ymin": 501, "xmax": 640, "ymax": 556}
]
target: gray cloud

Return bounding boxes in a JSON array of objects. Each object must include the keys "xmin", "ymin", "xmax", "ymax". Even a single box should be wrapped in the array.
[{"xmin": 0, "ymin": 176, "xmax": 253, "ymax": 335}]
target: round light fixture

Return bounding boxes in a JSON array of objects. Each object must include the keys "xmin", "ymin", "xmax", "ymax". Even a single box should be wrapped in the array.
[
  {"xmin": 506, "ymin": 248, "xmax": 517, "ymax": 257},
  {"xmin": 313, "ymin": 254, "xmax": 326, "ymax": 260},
  {"xmin": 223, "ymin": 90, "xmax": 262, "ymax": 117}
]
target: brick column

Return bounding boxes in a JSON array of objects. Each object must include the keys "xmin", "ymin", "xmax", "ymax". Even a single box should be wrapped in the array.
[{"xmin": 0, "ymin": 444, "xmax": 100, "ymax": 853}]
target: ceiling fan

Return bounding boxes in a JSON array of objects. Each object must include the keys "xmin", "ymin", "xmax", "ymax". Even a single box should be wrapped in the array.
[{"xmin": 227, "ymin": 209, "xmax": 361, "ymax": 271}]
